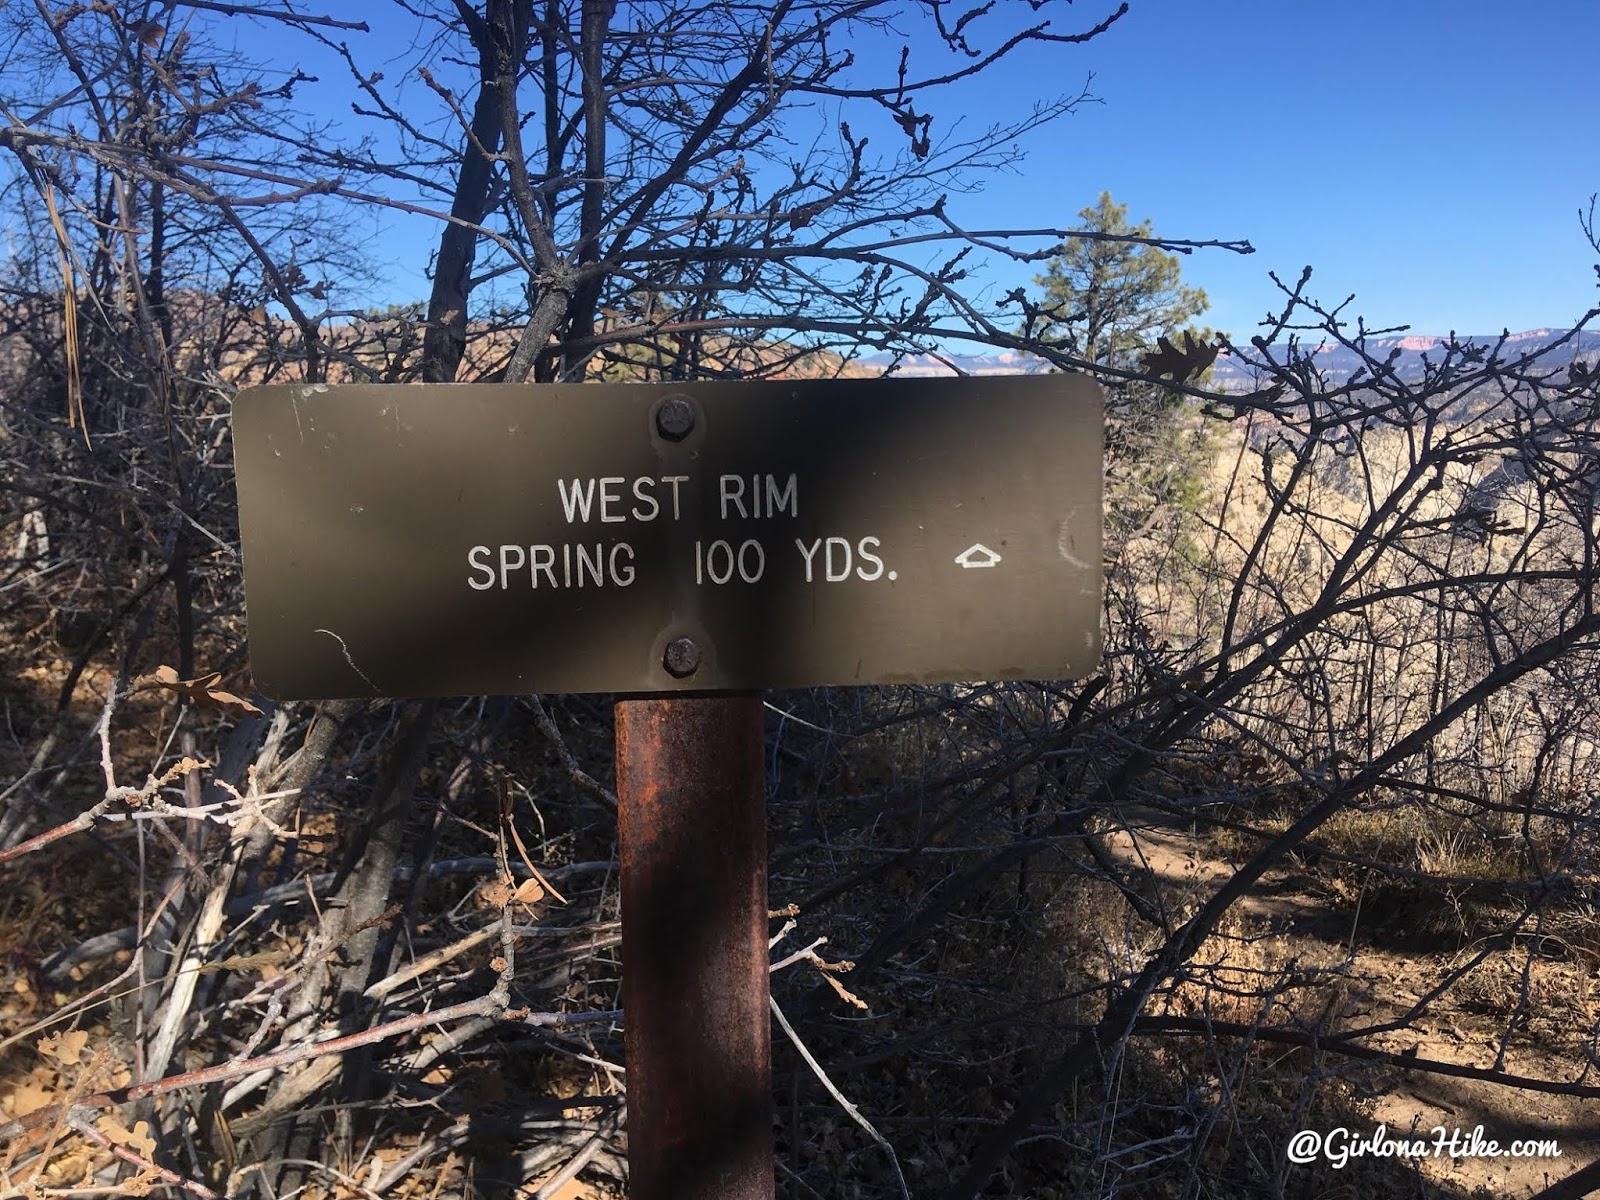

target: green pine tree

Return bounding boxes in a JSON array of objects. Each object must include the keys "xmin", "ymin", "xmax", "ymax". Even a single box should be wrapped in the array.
[
  {"xmin": 1033, "ymin": 192, "xmax": 1220, "ymax": 550},
  {"xmin": 1034, "ymin": 192, "xmax": 1210, "ymax": 366}
]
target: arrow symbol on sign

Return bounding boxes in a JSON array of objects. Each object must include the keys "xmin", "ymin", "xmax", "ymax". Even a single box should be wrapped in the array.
[{"xmin": 955, "ymin": 543, "xmax": 1002, "ymax": 569}]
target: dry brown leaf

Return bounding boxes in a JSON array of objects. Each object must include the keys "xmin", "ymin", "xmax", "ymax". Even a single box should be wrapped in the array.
[
  {"xmin": 499, "ymin": 778, "xmax": 568, "ymax": 905},
  {"xmin": 1, "ymin": 1078, "xmax": 56, "ymax": 1117},
  {"xmin": 513, "ymin": 877, "xmax": 545, "ymax": 906},
  {"xmin": 145, "ymin": 665, "xmax": 263, "ymax": 718},
  {"xmin": 38, "ymin": 1029, "xmax": 89, "ymax": 1067},
  {"xmin": 42, "ymin": 1145, "xmax": 95, "ymax": 1187},
  {"xmin": 1141, "ymin": 331, "xmax": 1219, "ymax": 384},
  {"xmin": 96, "ymin": 1116, "xmax": 157, "ymax": 1160},
  {"xmin": 120, "ymin": 1167, "xmax": 162, "ymax": 1197}
]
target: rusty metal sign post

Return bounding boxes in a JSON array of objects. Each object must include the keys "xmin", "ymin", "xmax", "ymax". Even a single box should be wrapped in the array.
[
  {"xmin": 232, "ymin": 375, "xmax": 1103, "ymax": 1200},
  {"xmin": 615, "ymin": 694, "xmax": 770, "ymax": 1200},
  {"xmin": 613, "ymin": 396, "xmax": 772, "ymax": 1199}
]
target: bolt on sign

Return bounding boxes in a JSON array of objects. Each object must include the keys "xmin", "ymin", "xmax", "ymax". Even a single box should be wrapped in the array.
[{"xmin": 232, "ymin": 376, "xmax": 1102, "ymax": 698}]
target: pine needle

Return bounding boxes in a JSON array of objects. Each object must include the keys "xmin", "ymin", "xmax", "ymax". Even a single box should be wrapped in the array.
[{"xmin": 42, "ymin": 183, "xmax": 89, "ymax": 449}]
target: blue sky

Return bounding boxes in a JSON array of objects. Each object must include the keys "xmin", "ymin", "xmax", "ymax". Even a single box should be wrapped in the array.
[
  {"xmin": 835, "ymin": 0, "xmax": 1600, "ymax": 340},
  {"xmin": 239, "ymin": 1, "xmax": 1599, "ymax": 342}
]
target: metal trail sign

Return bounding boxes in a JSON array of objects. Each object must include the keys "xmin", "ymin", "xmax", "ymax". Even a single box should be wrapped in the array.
[
  {"xmin": 232, "ymin": 374, "xmax": 1103, "ymax": 1200},
  {"xmin": 232, "ymin": 375, "xmax": 1103, "ymax": 698}
]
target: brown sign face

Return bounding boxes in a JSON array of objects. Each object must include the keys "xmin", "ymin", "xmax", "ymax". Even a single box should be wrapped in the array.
[{"xmin": 232, "ymin": 377, "xmax": 1102, "ymax": 698}]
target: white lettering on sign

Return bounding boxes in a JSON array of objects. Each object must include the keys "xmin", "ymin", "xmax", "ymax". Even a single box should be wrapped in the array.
[
  {"xmin": 598, "ymin": 477, "xmax": 626, "ymax": 523},
  {"xmin": 470, "ymin": 531, "xmax": 898, "ymax": 592},
  {"xmin": 557, "ymin": 479, "xmax": 596, "ymax": 523},
  {"xmin": 469, "ymin": 473, "xmax": 908, "ymax": 594},
  {"xmin": 794, "ymin": 536, "xmax": 890, "ymax": 583},
  {"xmin": 719, "ymin": 474, "xmax": 798, "ymax": 520},
  {"xmin": 695, "ymin": 539, "xmax": 767, "ymax": 585},
  {"xmin": 856, "ymin": 536, "xmax": 885, "ymax": 581},
  {"xmin": 558, "ymin": 476, "xmax": 689, "ymax": 523},
  {"xmin": 468, "ymin": 543, "xmax": 636, "ymax": 588}
]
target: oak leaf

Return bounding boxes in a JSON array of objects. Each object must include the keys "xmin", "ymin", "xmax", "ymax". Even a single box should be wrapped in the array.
[
  {"xmin": 96, "ymin": 1116, "xmax": 158, "ymax": 1160},
  {"xmin": 39, "ymin": 1029, "xmax": 89, "ymax": 1066},
  {"xmin": 2, "ymin": 1078, "xmax": 55, "ymax": 1117},
  {"xmin": 1141, "ymin": 332, "xmax": 1219, "ymax": 384},
  {"xmin": 146, "ymin": 665, "xmax": 262, "ymax": 718}
]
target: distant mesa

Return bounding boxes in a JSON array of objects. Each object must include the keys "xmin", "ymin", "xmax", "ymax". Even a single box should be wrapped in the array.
[
  {"xmin": 860, "ymin": 349, "xmax": 1053, "ymax": 377},
  {"xmin": 1210, "ymin": 328, "xmax": 1600, "ymax": 390},
  {"xmin": 856, "ymin": 330, "xmax": 1599, "ymax": 388}
]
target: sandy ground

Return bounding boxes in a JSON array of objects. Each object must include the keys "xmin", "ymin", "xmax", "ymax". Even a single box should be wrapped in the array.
[{"xmin": 1101, "ymin": 808, "xmax": 1600, "ymax": 1199}]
